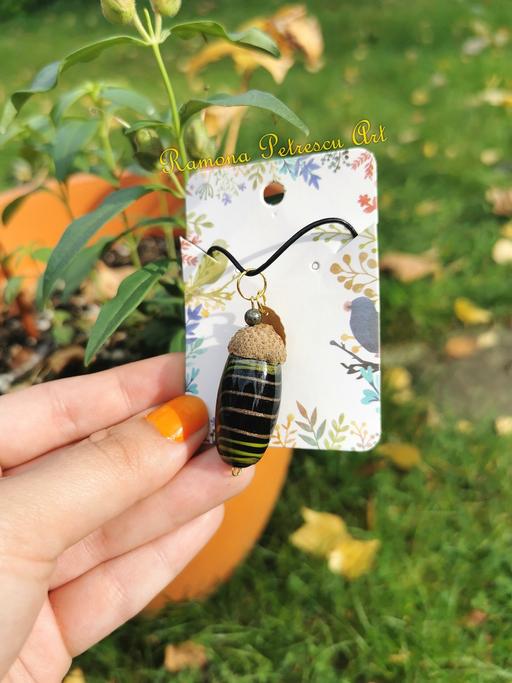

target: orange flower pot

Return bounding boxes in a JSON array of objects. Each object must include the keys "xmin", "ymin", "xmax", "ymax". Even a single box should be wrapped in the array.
[{"xmin": 0, "ymin": 173, "xmax": 292, "ymax": 601}]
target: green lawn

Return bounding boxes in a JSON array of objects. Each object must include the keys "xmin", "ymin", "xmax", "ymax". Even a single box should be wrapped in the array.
[{"xmin": 2, "ymin": 0, "xmax": 512, "ymax": 680}]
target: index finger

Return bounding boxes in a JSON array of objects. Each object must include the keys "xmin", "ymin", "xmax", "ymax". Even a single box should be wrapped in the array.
[{"xmin": 0, "ymin": 353, "xmax": 184, "ymax": 469}]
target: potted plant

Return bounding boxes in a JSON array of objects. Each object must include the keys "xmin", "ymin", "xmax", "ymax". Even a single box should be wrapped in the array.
[{"xmin": 0, "ymin": 0, "xmax": 323, "ymax": 600}]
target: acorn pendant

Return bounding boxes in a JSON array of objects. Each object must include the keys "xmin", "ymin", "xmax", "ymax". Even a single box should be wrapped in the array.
[{"xmin": 215, "ymin": 281, "xmax": 286, "ymax": 475}]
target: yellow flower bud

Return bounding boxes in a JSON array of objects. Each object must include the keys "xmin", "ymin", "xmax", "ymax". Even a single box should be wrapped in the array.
[
  {"xmin": 150, "ymin": 0, "xmax": 182, "ymax": 18},
  {"xmin": 100, "ymin": 0, "xmax": 136, "ymax": 25}
]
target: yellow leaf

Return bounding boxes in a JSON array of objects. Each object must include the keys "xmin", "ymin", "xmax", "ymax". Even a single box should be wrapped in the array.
[
  {"xmin": 289, "ymin": 507, "xmax": 347, "ymax": 556},
  {"xmin": 376, "ymin": 442, "xmax": 422, "ymax": 470},
  {"xmin": 454, "ymin": 297, "xmax": 492, "ymax": 325},
  {"xmin": 389, "ymin": 650, "xmax": 410, "ymax": 664},
  {"xmin": 415, "ymin": 199, "xmax": 440, "ymax": 216},
  {"xmin": 477, "ymin": 329, "xmax": 499, "ymax": 349},
  {"xmin": 385, "ymin": 366, "xmax": 412, "ymax": 392},
  {"xmin": 422, "ymin": 141, "xmax": 438, "ymax": 158},
  {"xmin": 380, "ymin": 249, "xmax": 439, "ymax": 282},
  {"xmin": 411, "ymin": 88, "xmax": 429, "ymax": 105},
  {"xmin": 492, "ymin": 238, "xmax": 512, "ymax": 264},
  {"xmin": 501, "ymin": 221, "xmax": 512, "ymax": 238},
  {"xmin": 328, "ymin": 536, "xmax": 380, "ymax": 580},
  {"xmin": 456, "ymin": 419, "xmax": 473, "ymax": 434},
  {"xmin": 64, "ymin": 669, "xmax": 86, "ymax": 683},
  {"xmin": 480, "ymin": 148, "xmax": 501, "ymax": 166},
  {"xmin": 495, "ymin": 416, "xmax": 512, "ymax": 436},
  {"xmin": 486, "ymin": 187, "xmax": 512, "ymax": 216},
  {"xmin": 164, "ymin": 641, "xmax": 208, "ymax": 673}
]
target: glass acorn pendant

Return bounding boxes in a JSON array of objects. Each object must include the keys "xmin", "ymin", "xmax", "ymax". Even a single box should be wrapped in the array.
[{"xmin": 214, "ymin": 273, "xmax": 286, "ymax": 476}]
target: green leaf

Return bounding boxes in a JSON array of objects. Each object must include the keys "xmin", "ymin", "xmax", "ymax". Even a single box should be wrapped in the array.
[
  {"xmin": 85, "ymin": 260, "xmax": 169, "ymax": 365},
  {"xmin": 170, "ymin": 20, "xmax": 279, "ymax": 57},
  {"xmin": 124, "ymin": 119, "xmax": 173, "ymax": 135},
  {"xmin": 100, "ymin": 87, "xmax": 157, "ymax": 117},
  {"xmin": 3, "ymin": 276, "xmax": 23, "ymax": 305},
  {"xmin": 51, "ymin": 84, "xmax": 92, "ymax": 124},
  {"xmin": 53, "ymin": 118, "xmax": 99, "ymax": 181},
  {"xmin": 42, "ymin": 184, "xmax": 155, "ymax": 304},
  {"xmin": 60, "ymin": 236, "xmax": 112, "ymax": 302},
  {"xmin": 1, "ymin": 36, "xmax": 145, "ymax": 132},
  {"xmin": 180, "ymin": 90, "xmax": 309, "ymax": 135},
  {"xmin": 169, "ymin": 326, "xmax": 185, "ymax": 353}
]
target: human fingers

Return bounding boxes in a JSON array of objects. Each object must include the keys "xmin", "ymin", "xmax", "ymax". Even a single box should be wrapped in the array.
[
  {"xmin": 0, "ymin": 353, "xmax": 185, "ymax": 469},
  {"xmin": 51, "ymin": 507, "xmax": 224, "ymax": 657},
  {"xmin": 50, "ymin": 448, "xmax": 254, "ymax": 589}
]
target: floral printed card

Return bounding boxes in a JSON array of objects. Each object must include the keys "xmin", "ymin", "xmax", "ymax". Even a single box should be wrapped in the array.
[{"xmin": 182, "ymin": 148, "xmax": 380, "ymax": 451}]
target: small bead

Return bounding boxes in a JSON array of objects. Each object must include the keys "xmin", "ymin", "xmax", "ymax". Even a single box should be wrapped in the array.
[{"xmin": 244, "ymin": 308, "xmax": 262, "ymax": 326}]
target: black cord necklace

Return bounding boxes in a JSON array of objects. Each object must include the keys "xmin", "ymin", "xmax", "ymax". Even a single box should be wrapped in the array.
[{"xmin": 206, "ymin": 217, "xmax": 358, "ymax": 276}]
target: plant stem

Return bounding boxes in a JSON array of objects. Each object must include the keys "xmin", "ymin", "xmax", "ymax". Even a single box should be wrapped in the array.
[{"xmin": 150, "ymin": 41, "xmax": 189, "ymax": 184}]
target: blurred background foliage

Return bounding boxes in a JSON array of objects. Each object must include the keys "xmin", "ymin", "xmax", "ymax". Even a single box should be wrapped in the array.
[{"xmin": 1, "ymin": 0, "xmax": 512, "ymax": 680}]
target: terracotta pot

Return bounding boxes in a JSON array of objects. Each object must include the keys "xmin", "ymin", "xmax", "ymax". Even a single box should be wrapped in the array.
[{"xmin": 0, "ymin": 173, "xmax": 292, "ymax": 601}]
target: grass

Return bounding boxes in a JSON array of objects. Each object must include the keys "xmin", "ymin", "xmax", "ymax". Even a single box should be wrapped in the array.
[{"xmin": 1, "ymin": 0, "xmax": 512, "ymax": 680}]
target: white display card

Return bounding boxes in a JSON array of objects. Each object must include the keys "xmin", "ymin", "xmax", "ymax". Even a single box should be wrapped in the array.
[{"xmin": 182, "ymin": 148, "xmax": 381, "ymax": 451}]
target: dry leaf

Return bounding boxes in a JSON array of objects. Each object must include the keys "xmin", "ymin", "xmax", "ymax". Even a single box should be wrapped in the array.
[
  {"xmin": 501, "ymin": 221, "xmax": 512, "ymax": 238},
  {"xmin": 492, "ymin": 238, "xmax": 512, "ymax": 264},
  {"xmin": 454, "ymin": 297, "xmax": 492, "ymax": 325},
  {"xmin": 477, "ymin": 329, "xmax": 498, "ymax": 349},
  {"xmin": 456, "ymin": 419, "xmax": 473, "ymax": 434},
  {"xmin": 290, "ymin": 507, "xmax": 347, "ymax": 556},
  {"xmin": 164, "ymin": 641, "xmax": 208, "ymax": 673},
  {"xmin": 388, "ymin": 650, "xmax": 410, "ymax": 664},
  {"xmin": 411, "ymin": 88, "xmax": 429, "ymax": 105},
  {"xmin": 83, "ymin": 262, "xmax": 135, "ymax": 302},
  {"xmin": 384, "ymin": 366, "xmax": 412, "ymax": 391},
  {"xmin": 480, "ymin": 149, "xmax": 501, "ymax": 166},
  {"xmin": 415, "ymin": 199, "xmax": 440, "ymax": 216},
  {"xmin": 328, "ymin": 536, "xmax": 380, "ymax": 580},
  {"xmin": 185, "ymin": 5, "xmax": 323, "ymax": 84},
  {"xmin": 380, "ymin": 249, "xmax": 439, "ymax": 282},
  {"xmin": 376, "ymin": 442, "xmax": 422, "ymax": 470},
  {"xmin": 63, "ymin": 669, "xmax": 86, "ymax": 683},
  {"xmin": 486, "ymin": 187, "xmax": 512, "ymax": 216},
  {"xmin": 444, "ymin": 336, "xmax": 478, "ymax": 359},
  {"xmin": 463, "ymin": 609, "xmax": 488, "ymax": 628},
  {"xmin": 47, "ymin": 345, "xmax": 85, "ymax": 374},
  {"xmin": 495, "ymin": 416, "xmax": 512, "ymax": 436}
]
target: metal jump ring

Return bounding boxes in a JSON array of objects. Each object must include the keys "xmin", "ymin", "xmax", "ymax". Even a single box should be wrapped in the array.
[{"xmin": 236, "ymin": 271, "xmax": 267, "ymax": 302}]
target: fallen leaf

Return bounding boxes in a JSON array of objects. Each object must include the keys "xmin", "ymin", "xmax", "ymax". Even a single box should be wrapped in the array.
[
  {"xmin": 83, "ymin": 262, "xmax": 135, "ymax": 302},
  {"xmin": 47, "ymin": 345, "xmax": 85, "ymax": 374},
  {"xmin": 477, "ymin": 329, "xmax": 499, "ymax": 349},
  {"xmin": 388, "ymin": 650, "xmax": 410, "ymax": 664},
  {"xmin": 480, "ymin": 149, "xmax": 501, "ymax": 166},
  {"xmin": 411, "ymin": 88, "xmax": 429, "ymax": 105},
  {"xmin": 492, "ymin": 238, "xmax": 512, "ymax": 264},
  {"xmin": 456, "ymin": 419, "xmax": 473, "ymax": 434},
  {"xmin": 464, "ymin": 609, "xmax": 488, "ymax": 628},
  {"xmin": 376, "ymin": 442, "xmax": 422, "ymax": 470},
  {"xmin": 501, "ymin": 221, "xmax": 512, "ymax": 238},
  {"xmin": 328, "ymin": 536, "xmax": 380, "ymax": 580},
  {"xmin": 164, "ymin": 641, "xmax": 208, "ymax": 673},
  {"xmin": 289, "ymin": 507, "xmax": 347, "ymax": 556},
  {"xmin": 444, "ymin": 336, "xmax": 478, "ymax": 359},
  {"xmin": 422, "ymin": 141, "xmax": 438, "ymax": 158},
  {"xmin": 454, "ymin": 297, "xmax": 492, "ymax": 325},
  {"xmin": 63, "ymin": 669, "xmax": 86, "ymax": 683},
  {"xmin": 495, "ymin": 416, "xmax": 512, "ymax": 436},
  {"xmin": 380, "ymin": 249, "xmax": 440, "ymax": 282},
  {"xmin": 415, "ymin": 199, "xmax": 440, "ymax": 216},
  {"xmin": 384, "ymin": 366, "xmax": 412, "ymax": 391},
  {"xmin": 487, "ymin": 187, "xmax": 512, "ymax": 216}
]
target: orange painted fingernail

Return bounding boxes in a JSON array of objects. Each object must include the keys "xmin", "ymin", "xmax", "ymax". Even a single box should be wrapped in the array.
[{"xmin": 145, "ymin": 395, "xmax": 209, "ymax": 441}]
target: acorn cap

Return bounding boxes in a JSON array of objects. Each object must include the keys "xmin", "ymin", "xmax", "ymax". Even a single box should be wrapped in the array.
[{"xmin": 228, "ymin": 323, "xmax": 286, "ymax": 365}]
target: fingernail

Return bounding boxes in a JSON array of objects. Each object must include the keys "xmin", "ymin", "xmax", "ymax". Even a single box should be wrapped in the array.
[{"xmin": 146, "ymin": 395, "xmax": 209, "ymax": 441}]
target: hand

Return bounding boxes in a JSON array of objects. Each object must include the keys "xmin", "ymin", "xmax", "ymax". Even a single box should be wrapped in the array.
[{"xmin": 0, "ymin": 354, "xmax": 252, "ymax": 682}]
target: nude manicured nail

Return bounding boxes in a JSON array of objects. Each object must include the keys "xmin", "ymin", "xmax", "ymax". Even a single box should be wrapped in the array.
[{"xmin": 145, "ymin": 395, "xmax": 209, "ymax": 441}]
